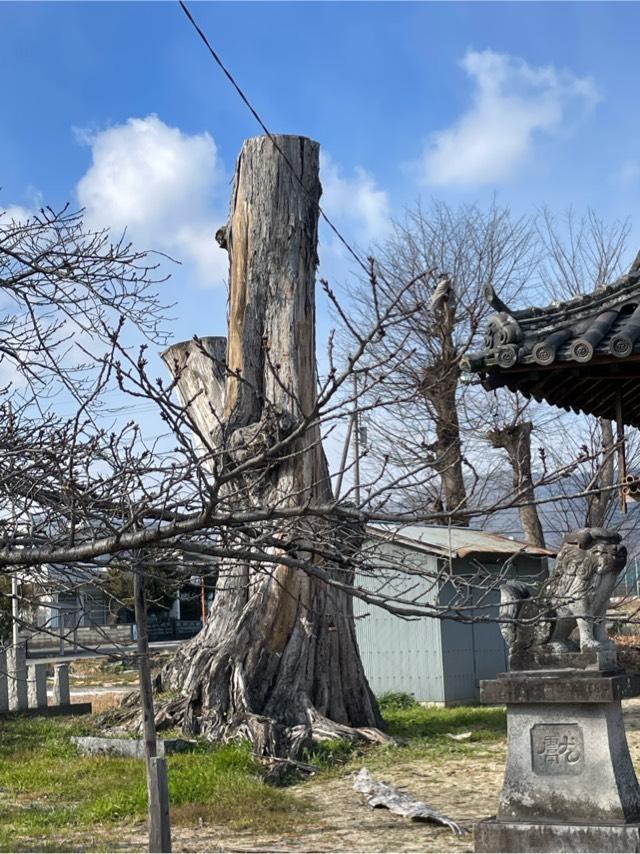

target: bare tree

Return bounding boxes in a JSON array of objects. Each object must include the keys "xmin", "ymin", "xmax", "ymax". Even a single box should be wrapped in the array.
[
  {"xmin": 2, "ymin": 149, "xmax": 624, "ymax": 767},
  {"xmin": 536, "ymin": 208, "xmax": 633, "ymax": 533},
  {"xmin": 345, "ymin": 199, "xmax": 544, "ymax": 532},
  {"xmin": 486, "ymin": 410, "xmax": 546, "ymax": 548}
]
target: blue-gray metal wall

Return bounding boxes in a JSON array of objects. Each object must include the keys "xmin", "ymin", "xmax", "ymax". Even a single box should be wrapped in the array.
[
  {"xmin": 354, "ymin": 547, "xmax": 544, "ymax": 704},
  {"xmin": 439, "ymin": 587, "xmax": 508, "ymax": 703},
  {"xmin": 353, "ymin": 546, "xmax": 445, "ymax": 701}
]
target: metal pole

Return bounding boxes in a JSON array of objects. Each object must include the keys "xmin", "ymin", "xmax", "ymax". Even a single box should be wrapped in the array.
[
  {"xmin": 11, "ymin": 573, "xmax": 19, "ymax": 649},
  {"xmin": 352, "ymin": 374, "xmax": 361, "ymax": 506},
  {"xmin": 616, "ymin": 392, "xmax": 627, "ymax": 513},
  {"xmin": 58, "ymin": 602, "xmax": 65, "ymax": 655},
  {"xmin": 201, "ymin": 577, "xmax": 206, "ymax": 626},
  {"xmin": 334, "ymin": 414, "xmax": 354, "ymax": 500}
]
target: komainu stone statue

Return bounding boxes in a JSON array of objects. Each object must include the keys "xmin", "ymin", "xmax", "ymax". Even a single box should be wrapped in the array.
[
  {"xmin": 475, "ymin": 526, "xmax": 640, "ymax": 852},
  {"xmin": 500, "ymin": 527, "xmax": 627, "ymax": 670}
]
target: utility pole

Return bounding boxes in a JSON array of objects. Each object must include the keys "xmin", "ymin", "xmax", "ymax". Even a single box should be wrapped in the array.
[
  {"xmin": 335, "ymin": 395, "xmax": 355, "ymax": 500},
  {"xmin": 133, "ymin": 555, "xmax": 171, "ymax": 853},
  {"xmin": 11, "ymin": 573, "xmax": 19, "ymax": 649},
  {"xmin": 352, "ymin": 374, "xmax": 361, "ymax": 506}
]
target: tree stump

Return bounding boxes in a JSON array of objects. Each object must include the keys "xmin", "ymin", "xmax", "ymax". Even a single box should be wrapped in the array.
[{"xmin": 160, "ymin": 135, "xmax": 382, "ymax": 757}]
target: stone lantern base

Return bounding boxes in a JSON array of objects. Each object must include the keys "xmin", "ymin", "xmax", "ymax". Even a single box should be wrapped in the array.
[
  {"xmin": 475, "ymin": 670, "xmax": 640, "ymax": 853},
  {"xmin": 475, "ymin": 819, "xmax": 640, "ymax": 853}
]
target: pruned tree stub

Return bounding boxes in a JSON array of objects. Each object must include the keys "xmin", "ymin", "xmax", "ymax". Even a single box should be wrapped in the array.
[{"xmin": 160, "ymin": 134, "xmax": 383, "ymax": 757}]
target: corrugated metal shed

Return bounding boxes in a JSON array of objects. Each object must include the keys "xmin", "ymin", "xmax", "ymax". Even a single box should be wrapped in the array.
[
  {"xmin": 355, "ymin": 526, "xmax": 551, "ymax": 704},
  {"xmin": 355, "ymin": 549, "xmax": 445, "ymax": 702},
  {"xmin": 366, "ymin": 524, "xmax": 553, "ymax": 558}
]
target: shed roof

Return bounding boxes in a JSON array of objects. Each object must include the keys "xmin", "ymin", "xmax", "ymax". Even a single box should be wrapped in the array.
[
  {"xmin": 462, "ymin": 261, "xmax": 640, "ymax": 427},
  {"xmin": 367, "ymin": 524, "xmax": 554, "ymax": 559}
]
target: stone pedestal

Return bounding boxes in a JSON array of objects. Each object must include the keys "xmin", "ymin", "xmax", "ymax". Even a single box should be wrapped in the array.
[
  {"xmin": 475, "ymin": 820, "xmax": 640, "ymax": 852},
  {"xmin": 52, "ymin": 663, "xmax": 70, "ymax": 706},
  {"xmin": 7, "ymin": 643, "xmax": 28, "ymax": 711},
  {"xmin": 28, "ymin": 663, "xmax": 48, "ymax": 709},
  {"xmin": 475, "ymin": 670, "xmax": 640, "ymax": 853}
]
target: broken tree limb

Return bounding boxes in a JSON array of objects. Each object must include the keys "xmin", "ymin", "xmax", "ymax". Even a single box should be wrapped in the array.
[
  {"xmin": 161, "ymin": 335, "xmax": 227, "ymax": 455},
  {"xmin": 353, "ymin": 767, "xmax": 467, "ymax": 835}
]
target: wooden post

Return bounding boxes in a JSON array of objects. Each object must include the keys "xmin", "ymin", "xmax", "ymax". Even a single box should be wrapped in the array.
[
  {"xmin": 616, "ymin": 391, "xmax": 627, "ymax": 512},
  {"xmin": 133, "ymin": 555, "xmax": 172, "ymax": 853},
  {"xmin": 148, "ymin": 757, "xmax": 171, "ymax": 854}
]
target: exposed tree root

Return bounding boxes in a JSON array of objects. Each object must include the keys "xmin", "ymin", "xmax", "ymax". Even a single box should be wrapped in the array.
[{"xmin": 107, "ymin": 680, "xmax": 393, "ymax": 767}]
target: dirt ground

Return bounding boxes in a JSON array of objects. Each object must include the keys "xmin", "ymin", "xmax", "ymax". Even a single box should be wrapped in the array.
[
  {"xmin": 171, "ymin": 749, "xmax": 506, "ymax": 854},
  {"xmin": 33, "ymin": 697, "xmax": 640, "ymax": 853},
  {"xmin": 120, "ymin": 697, "xmax": 640, "ymax": 854},
  {"xmin": 38, "ymin": 746, "xmax": 505, "ymax": 854}
]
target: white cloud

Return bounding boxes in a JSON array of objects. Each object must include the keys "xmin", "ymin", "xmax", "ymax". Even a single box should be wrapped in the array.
[
  {"xmin": 420, "ymin": 50, "xmax": 600, "ymax": 188},
  {"xmin": 0, "ymin": 204, "xmax": 32, "ymax": 225},
  {"xmin": 76, "ymin": 115, "xmax": 228, "ymax": 287},
  {"xmin": 0, "ymin": 205, "xmax": 34, "ymax": 317},
  {"xmin": 320, "ymin": 152, "xmax": 390, "ymax": 245},
  {"xmin": 613, "ymin": 159, "xmax": 640, "ymax": 186}
]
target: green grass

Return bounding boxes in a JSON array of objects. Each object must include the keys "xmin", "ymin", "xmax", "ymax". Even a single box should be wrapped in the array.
[
  {"xmin": 301, "ymin": 694, "xmax": 507, "ymax": 782},
  {"xmin": 0, "ymin": 697, "xmax": 507, "ymax": 850},
  {"xmin": 379, "ymin": 692, "xmax": 506, "ymax": 743},
  {"xmin": 0, "ymin": 716, "xmax": 308, "ymax": 851}
]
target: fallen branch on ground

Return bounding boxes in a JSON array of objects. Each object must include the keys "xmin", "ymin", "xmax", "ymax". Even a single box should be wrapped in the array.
[{"xmin": 353, "ymin": 767, "xmax": 468, "ymax": 835}]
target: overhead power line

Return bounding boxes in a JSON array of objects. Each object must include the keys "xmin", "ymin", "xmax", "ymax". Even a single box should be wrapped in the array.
[{"xmin": 177, "ymin": 0, "xmax": 371, "ymax": 278}]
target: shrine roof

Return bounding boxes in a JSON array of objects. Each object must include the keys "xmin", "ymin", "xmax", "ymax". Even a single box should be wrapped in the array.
[{"xmin": 462, "ymin": 259, "xmax": 640, "ymax": 427}]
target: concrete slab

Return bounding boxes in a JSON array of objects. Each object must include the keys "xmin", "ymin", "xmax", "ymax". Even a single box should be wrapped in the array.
[
  {"xmin": 70, "ymin": 736, "xmax": 196, "ymax": 758},
  {"xmin": 28, "ymin": 663, "xmax": 48, "ymax": 708},
  {"xmin": 7, "ymin": 644, "xmax": 28, "ymax": 711},
  {"xmin": 52, "ymin": 663, "xmax": 70, "ymax": 705},
  {"xmin": 0, "ymin": 648, "xmax": 8, "ymax": 712},
  {"xmin": 475, "ymin": 819, "xmax": 640, "ymax": 853}
]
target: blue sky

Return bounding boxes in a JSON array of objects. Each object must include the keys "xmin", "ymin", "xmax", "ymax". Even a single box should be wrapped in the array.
[{"xmin": 4, "ymin": 1, "xmax": 640, "ymax": 353}]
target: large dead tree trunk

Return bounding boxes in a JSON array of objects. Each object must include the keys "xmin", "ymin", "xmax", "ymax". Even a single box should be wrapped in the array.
[
  {"xmin": 159, "ymin": 136, "xmax": 382, "ymax": 758},
  {"xmin": 486, "ymin": 420, "xmax": 546, "ymax": 549},
  {"xmin": 425, "ymin": 377, "xmax": 468, "ymax": 525},
  {"xmin": 586, "ymin": 418, "xmax": 615, "ymax": 528},
  {"xmin": 420, "ymin": 296, "xmax": 468, "ymax": 526}
]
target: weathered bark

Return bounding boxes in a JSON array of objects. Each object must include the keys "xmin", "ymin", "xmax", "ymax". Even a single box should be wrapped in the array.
[
  {"xmin": 486, "ymin": 421, "xmax": 546, "ymax": 548},
  {"xmin": 586, "ymin": 418, "xmax": 615, "ymax": 528},
  {"xmin": 160, "ymin": 136, "xmax": 383, "ymax": 757},
  {"xmin": 353, "ymin": 768, "xmax": 467, "ymax": 834},
  {"xmin": 161, "ymin": 336, "xmax": 227, "ymax": 456},
  {"xmin": 424, "ymin": 377, "xmax": 468, "ymax": 525},
  {"xmin": 421, "ymin": 331, "xmax": 468, "ymax": 525}
]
